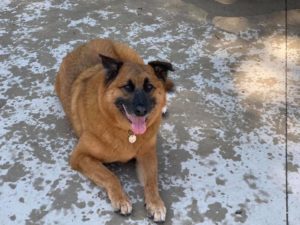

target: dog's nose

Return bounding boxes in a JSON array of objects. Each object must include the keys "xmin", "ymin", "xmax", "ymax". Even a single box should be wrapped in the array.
[{"xmin": 135, "ymin": 105, "xmax": 147, "ymax": 116}]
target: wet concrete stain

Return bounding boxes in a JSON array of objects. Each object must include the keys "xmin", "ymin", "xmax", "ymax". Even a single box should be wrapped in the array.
[
  {"xmin": 0, "ymin": 99, "xmax": 6, "ymax": 108},
  {"xmin": 9, "ymin": 215, "xmax": 16, "ymax": 221},
  {"xmin": 19, "ymin": 197, "xmax": 25, "ymax": 203},
  {"xmin": 33, "ymin": 177, "xmax": 45, "ymax": 191},
  {"xmin": 0, "ymin": 163, "xmax": 28, "ymax": 183},
  {"xmin": 26, "ymin": 205, "xmax": 49, "ymax": 225},
  {"xmin": 49, "ymin": 176, "xmax": 84, "ymax": 210},
  {"xmin": 204, "ymin": 202, "xmax": 228, "ymax": 222},
  {"xmin": 243, "ymin": 174, "xmax": 258, "ymax": 189},
  {"xmin": 288, "ymin": 162, "xmax": 299, "ymax": 172},
  {"xmin": 216, "ymin": 177, "xmax": 227, "ymax": 185},
  {"xmin": 233, "ymin": 207, "xmax": 248, "ymax": 223},
  {"xmin": 187, "ymin": 199, "xmax": 205, "ymax": 223}
]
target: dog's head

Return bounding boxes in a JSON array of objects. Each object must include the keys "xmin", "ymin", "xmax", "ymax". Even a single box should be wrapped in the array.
[{"xmin": 98, "ymin": 54, "xmax": 174, "ymax": 135}]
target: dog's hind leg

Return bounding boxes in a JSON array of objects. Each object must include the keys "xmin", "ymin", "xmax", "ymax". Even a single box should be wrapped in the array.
[{"xmin": 70, "ymin": 134, "xmax": 132, "ymax": 216}]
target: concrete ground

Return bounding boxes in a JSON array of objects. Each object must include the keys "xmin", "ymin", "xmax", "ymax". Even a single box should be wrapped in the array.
[{"xmin": 0, "ymin": 0, "xmax": 299, "ymax": 224}]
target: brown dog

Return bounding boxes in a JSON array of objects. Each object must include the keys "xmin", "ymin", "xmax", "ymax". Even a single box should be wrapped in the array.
[{"xmin": 55, "ymin": 39, "xmax": 174, "ymax": 222}]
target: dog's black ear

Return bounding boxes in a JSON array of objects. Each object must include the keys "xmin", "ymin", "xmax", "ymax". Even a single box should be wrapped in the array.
[
  {"xmin": 99, "ymin": 54, "xmax": 123, "ymax": 84},
  {"xmin": 148, "ymin": 61, "xmax": 174, "ymax": 82}
]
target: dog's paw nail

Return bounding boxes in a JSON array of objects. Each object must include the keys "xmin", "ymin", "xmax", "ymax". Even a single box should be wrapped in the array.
[
  {"xmin": 146, "ymin": 200, "xmax": 166, "ymax": 223},
  {"xmin": 112, "ymin": 196, "xmax": 132, "ymax": 216},
  {"xmin": 119, "ymin": 202, "xmax": 132, "ymax": 216},
  {"xmin": 153, "ymin": 209, "xmax": 166, "ymax": 223},
  {"xmin": 147, "ymin": 212, "xmax": 154, "ymax": 219},
  {"xmin": 162, "ymin": 106, "xmax": 167, "ymax": 114}
]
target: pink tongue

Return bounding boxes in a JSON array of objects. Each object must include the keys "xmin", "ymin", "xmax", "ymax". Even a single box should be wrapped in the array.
[
  {"xmin": 130, "ymin": 115, "xmax": 146, "ymax": 135},
  {"xmin": 123, "ymin": 105, "xmax": 147, "ymax": 135}
]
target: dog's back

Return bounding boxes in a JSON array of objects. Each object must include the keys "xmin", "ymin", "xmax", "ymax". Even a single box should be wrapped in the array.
[{"xmin": 55, "ymin": 39, "xmax": 144, "ymax": 117}]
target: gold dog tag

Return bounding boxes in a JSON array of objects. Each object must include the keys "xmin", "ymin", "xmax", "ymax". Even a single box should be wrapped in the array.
[{"xmin": 128, "ymin": 131, "xmax": 136, "ymax": 143}]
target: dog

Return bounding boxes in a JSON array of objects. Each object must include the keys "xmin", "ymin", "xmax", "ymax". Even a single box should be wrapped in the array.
[{"xmin": 55, "ymin": 39, "xmax": 174, "ymax": 222}]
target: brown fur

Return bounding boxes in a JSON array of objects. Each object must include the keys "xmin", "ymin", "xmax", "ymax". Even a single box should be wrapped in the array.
[{"xmin": 55, "ymin": 39, "xmax": 172, "ymax": 221}]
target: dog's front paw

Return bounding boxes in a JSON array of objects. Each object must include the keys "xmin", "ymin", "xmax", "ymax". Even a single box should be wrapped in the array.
[
  {"xmin": 145, "ymin": 197, "xmax": 166, "ymax": 223},
  {"xmin": 110, "ymin": 193, "xmax": 132, "ymax": 216}
]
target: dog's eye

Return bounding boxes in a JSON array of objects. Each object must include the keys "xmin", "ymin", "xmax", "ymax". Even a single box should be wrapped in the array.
[
  {"xmin": 144, "ymin": 83, "xmax": 154, "ymax": 93},
  {"xmin": 122, "ymin": 83, "xmax": 135, "ymax": 93}
]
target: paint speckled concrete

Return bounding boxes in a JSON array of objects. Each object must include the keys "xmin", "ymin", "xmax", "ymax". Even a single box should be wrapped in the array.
[
  {"xmin": 287, "ymin": 1, "xmax": 300, "ymax": 225},
  {"xmin": 0, "ymin": 0, "xmax": 299, "ymax": 224}
]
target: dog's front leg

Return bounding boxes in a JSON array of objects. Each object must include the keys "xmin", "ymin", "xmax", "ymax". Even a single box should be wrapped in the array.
[
  {"xmin": 70, "ymin": 133, "xmax": 132, "ymax": 215},
  {"xmin": 137, "ymin": 147, "xmax": 166, "ymax": 222}
]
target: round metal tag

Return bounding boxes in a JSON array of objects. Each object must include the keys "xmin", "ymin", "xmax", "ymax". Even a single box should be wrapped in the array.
[{"xmin": 128, "ymin": 134, "xmax": 136, "ymax": 143}]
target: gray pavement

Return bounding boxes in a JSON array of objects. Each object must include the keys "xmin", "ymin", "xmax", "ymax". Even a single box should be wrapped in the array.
[{"xmin": 0, "ymin": 0, "xmax": 299, "ymax": 224}]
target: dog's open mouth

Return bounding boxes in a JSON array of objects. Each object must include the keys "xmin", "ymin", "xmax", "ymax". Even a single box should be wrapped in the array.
[{"xmin": 122, "ymin": 105, "xmax": 147, "ymax": 135}]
